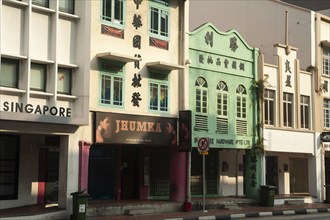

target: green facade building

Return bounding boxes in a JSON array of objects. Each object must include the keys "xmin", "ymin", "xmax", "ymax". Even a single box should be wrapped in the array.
[{"xmin": 188, "ymin": 23, "xmax": 261, "ymax": 200}]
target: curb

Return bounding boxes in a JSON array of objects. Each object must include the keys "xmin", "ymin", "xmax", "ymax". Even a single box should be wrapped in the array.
[{"xmin": 163, "ymin": 208, "xmax": 330, "ymax": 220}]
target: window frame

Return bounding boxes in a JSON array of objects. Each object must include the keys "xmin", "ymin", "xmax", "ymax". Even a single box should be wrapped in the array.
[
  {"xmin": 195, "ymin": 76, "xmax": 208, "ymax": 115},
  {"xmin": 148, "ymin": 1, "xmax": 170, "ymax": 41},
  {"xmin": 148, "ymin": 71, "xmax": 169, "ymax": 112},
  {"xmin": 0, "ymin": 134, "xmax": 20, "ymax": 200},
  {"xmin": 264, "ymin": 89, "xmax": 275, "ymax": 126},
  {"xmin": 283, "ymin": 92, "xmax": 294, "ymax": 128},
  {"xmin": 30, "ymin": 63, "xmax": 47, "ymax": 92},
  {"xmin": 324, "ymin": 98, "xmax": 330, "ymax": 129},
  {"xmin": 216, "ymin": 81, "xmax": 228, "ymax": 118},
  {"xmin": 323, "ymin": 46, "xmax": 330, "ymax": 76},
  {"xmin": 59, "ymin": 0, "xmax": 74, "ymax": 14},
  {"xmin": 300, "ymin": 95, "xmax": 310, "ymax": 129},
  {"xmin": 57, "ymin": 67, "xmax": 72, "ymax": 95},
  {"xmin": 101, "ymin": 0, "xmax": 126, "ymax": 29},
  {"xmin": 0, "ymin": 58, "xmax": 19, "ymax": 88},
  {"xmin": 236, "ymin": 84, "xmax": 247, "ymax": 119},
  {"xmin": 99, "ymin": 59, "xmax": 125, "ymax": 108},
  {"xmin": 32, "ymin": 0, "xmax": 49, "ymax": 8}
]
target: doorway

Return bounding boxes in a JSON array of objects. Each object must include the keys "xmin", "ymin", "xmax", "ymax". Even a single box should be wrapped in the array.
[
  {"xmin": 266, "ymin": 156, "xmax": 278, "ymax": 192},
  {"xmin": 121, "ymin": 146, "xmax": 139, "ymax": 199},
  {"xmin": 45, "ymin": 148, "xmax": 59, "ymax": 204},
  {"xmin": 88, "ymin": 145, "xmax": 116, "ymax": 200},
  {"xmin": 289, "ymin": 157, "xmax": 308, "ymax": 193},
  {"xmin": 325, "ymin": 152, "xmax": 330, "ymax": 185}
]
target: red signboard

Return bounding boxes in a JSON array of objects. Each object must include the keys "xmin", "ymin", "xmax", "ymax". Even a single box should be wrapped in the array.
[{"xmin": 101, "ymin": 24, "xmax": 124, "ymax": 39}]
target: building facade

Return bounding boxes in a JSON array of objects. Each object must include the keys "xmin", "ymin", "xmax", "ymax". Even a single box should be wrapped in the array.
[
  {"xmin": 0, "ymin": 0, "xmax": 90, "ymax": 215},
  {"xmin": 80, "ymin": 0, "xmax": 187, "ymax": 202},
  {"xmin": 187, "ymin": 23, "xmax": 261, "ymax": 200},
  {"xmin": 315, "ymin": 13, "xmax": 330, "ymax": 202},
  {"xmin": 262, "ymin": 43, "xmax": 317, "ymax": 201}
]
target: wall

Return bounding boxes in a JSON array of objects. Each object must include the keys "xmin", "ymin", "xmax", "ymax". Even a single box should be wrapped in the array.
[{"xmin": 89, "ymin": 0, "xmax": 182, "ymax": 117}]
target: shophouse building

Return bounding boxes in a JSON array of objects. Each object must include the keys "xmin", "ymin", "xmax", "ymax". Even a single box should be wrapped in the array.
[
  {"xmin": 0, "ymin": 0, "xmax": 90, "ymax": 217},
  {"xmin": 81, "ymin": 0, "xmax": 187, "ymax": 203},
  {"xmin": 315, "ymin": 13, "xmax": 330, "ymax": 202},
  {"xmin": 187, "ymin": 23, "xmax": 261, "ymax": 200},
  {"xmin": 261, "ymin": 40, "xmax": 316, "ymax": 202}
]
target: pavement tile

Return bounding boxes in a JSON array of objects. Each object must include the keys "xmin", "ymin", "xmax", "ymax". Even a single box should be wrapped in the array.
[{"xmin": 88, "ymin": 203, "xmax": 330, "ymax": 220}]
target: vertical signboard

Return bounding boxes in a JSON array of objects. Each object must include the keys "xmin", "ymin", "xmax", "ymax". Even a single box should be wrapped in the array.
[{"xmin": 179, "ymin": 110, "xmax": 192, "ymax": 152}]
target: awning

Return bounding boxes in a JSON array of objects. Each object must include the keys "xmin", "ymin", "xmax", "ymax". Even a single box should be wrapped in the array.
[
  {"xmin": 321, "ymin": 40, "xmax": 330, "ymax": 48},
  {"xmin": 146, "ymin": 61, "xmax": 185, "ymax": 71},
  {"xmin": 97, "ymin": 52, "xmax": 141, "ymax": 63}
]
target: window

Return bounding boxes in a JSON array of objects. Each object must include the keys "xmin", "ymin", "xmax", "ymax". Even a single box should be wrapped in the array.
[
  {"xmin": 101, "ymin": 0, "xmax": 125, "ymax": 27},
  {"xmin": 323, "ymin": 47, "xmax": 330, "ymax": 76},
  {"xmin": 0, "ymin": 134, "xmax": 20, "ymax": 200},
  {"xmin": 57, "ymin": 68, "xmax": 72, "ymax": 95},
  {"xmin": 59, "ymin": 0, "xmax": 74, "ymax": 14},
  {"xmin": 195, "ymin": 77, "xmax": 208, "ymax": 114},
  {"xmin": 216, "ymin": 81, "xmax": 228, "ymax": 117},
  {"xmin": 194, "ymin": 77, "xmax": 208, "ymax": 131},
  {"xmin": 152, "ymin": 0, "xmax": 169, "ymax": 6},
  {"xmin": 216, "ymin": 81, "xmax": 229, "ymax": 134},
  {"xmin": 99, "ymin": 60, "xmax": 124, "ymax": 106},
  {"xmin": 149, "ymin": 72, "xmax": 169, "ymax": 112},
  {"xmin": 1, "ymin": 58, "xmax": 19, "ymax": 88},
  {"xmin": 236, "ymin": 85, "xmax": 247, "ymax": 135},
  {"xmin": 149, "ymin": 2, "xmax": 169, "ymax": 39},
  {"xmin": 30, "ymin": 63, "xmax": 47, "ymax": 91},
  {"xmin": 236, "ymin": 85, "xmax": 247, "ymax": 119},
  {"xmin": 300, "ymin": 95, "xmax": 310, "ymax": 129},
  {"xmin": 264, "ymin": 89, "xmax": 275, "ymax": 126},
  {"xmin": 32, "ymin": 0, "xmax": 49, "ymax": 7},
  {"xmin": 324, "ymin": 99, "xmax": 330, "ymax": 128},
  {"xmin": 283, "ymin": 92, "xmax": 293, "ymax": 127}
]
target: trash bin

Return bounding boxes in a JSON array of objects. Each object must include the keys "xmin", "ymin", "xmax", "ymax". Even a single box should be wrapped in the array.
[
  {"xmin": 70, "ymin": 190, "xmax": 89, "ymax": 220},
  {"xmin": 325, "ymin": 185, "xmax": 330, "ymax": 204},
  {"xmin": 260, "ymin": 185, "xmax": 277, "ymax": 207}
]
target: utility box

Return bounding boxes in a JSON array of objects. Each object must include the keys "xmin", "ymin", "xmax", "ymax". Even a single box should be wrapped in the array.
[
  {"xmin": 260, "ymin": 185, "xmax": 277, "ymax": 207},
  {"xmin": 70, "ymin": 190, "xmax": 89, "ymax": 220}
]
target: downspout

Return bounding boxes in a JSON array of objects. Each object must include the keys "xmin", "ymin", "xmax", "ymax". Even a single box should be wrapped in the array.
[
  {"xmin": 178, "ymin": 0, "xmax": 190, "ymax": 204},
  {"xmin": 181, "ymin": 0, "xmax": 192, "ymax": 204}
]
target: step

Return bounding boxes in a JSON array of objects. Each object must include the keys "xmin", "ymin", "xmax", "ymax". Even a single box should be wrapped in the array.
[
  {"xmin": 125, "ymin": 208, "xmax": 156, "ymax": 216},
  {"xmin": 285, "ymin": 200, "xmax": 306, "ymax": 206},
  {"xmin": 219, "ymin": 203, "xmax": 241, "ymax": 210}
]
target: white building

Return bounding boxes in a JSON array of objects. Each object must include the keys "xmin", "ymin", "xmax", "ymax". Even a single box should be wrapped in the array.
[
  {"xmin": 83, "ymin": 0, "xmax": 186, "ymax": 203},
  {"xmin": 0, "ymin": 0, "xmax": 90, "ymax": 217},
  {"xmin": 315, "ymin": 13, "xmax": 330, "ymax": 202},
  {"xmin": 262, "ymin": 43, "xmax": 317, "ymax": 201}
]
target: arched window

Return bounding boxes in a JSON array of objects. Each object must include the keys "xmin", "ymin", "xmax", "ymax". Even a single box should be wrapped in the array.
[
  {"xmin": 194, "ymin": 76, "xmax": 208, "ymax": 131},
  {"xmin": 216, "ymin": 81, "xmax": 229, "ymax": 134},
  {"xmin": 216, "ymin": 81, "xmax": 228, "ymax": 117},
  {"xmin": 195, "ymin": 76, "xmax": 208, "ymax": 114},
  {"xmin": 236, "ymin": 84, "xmax": 247, "ymax": 119},
  {"xmin": 236, "ymin": 84, "xmax": 247, "ymax": 135}
]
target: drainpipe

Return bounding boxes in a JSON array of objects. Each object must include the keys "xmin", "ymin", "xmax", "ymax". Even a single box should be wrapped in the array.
[
  {"xmin": 236, "ymin": 150, "xmax": 239, "ymax": 196},
  {"xmin": 181, "ymin": 0, "xmax": 191, "ymax": 204},
  {"xmin": 321, "ymin": 141, "xmax": 325, "ymax": 202}
]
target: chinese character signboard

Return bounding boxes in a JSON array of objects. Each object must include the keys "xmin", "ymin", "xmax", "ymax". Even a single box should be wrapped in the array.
[{"xmin": 179, "ymin": 110, "xmax": 192, "ymax": 152}]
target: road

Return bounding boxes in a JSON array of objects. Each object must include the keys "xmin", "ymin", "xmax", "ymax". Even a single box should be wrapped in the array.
[{"xmin": 247, "ymin": 212, "xmax": 330, "ymax": 220}]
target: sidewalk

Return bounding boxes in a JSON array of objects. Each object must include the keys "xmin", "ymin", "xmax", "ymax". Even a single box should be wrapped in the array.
[{"xmin": 88, "ymin": 203, "xmax": 330, "ymax": 220}]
